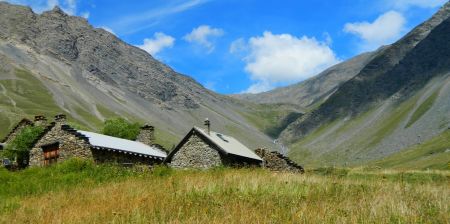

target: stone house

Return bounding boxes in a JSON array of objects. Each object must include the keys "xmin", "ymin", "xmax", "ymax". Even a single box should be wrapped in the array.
[
  {"xmin": 165, "ymin": 121, "xmax": 263, "ymax": 169},
  {"xmin": 20, "ymin": 114, "xmax": 166, "ymax": 167}
]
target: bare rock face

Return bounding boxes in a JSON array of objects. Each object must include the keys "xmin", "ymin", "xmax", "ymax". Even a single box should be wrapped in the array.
[{"xmin": 0, "ymin": 2, "xmax": 207, "ymax": 109}]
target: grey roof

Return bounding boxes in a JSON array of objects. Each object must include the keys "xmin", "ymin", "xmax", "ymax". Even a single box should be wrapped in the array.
[
  {"xmin": 193, "ymin": 126, "xmax": 262, "ymax": 161},
  {"xmin": 79, "ymin": 131, "xmax": 166, "ymax": 158}
]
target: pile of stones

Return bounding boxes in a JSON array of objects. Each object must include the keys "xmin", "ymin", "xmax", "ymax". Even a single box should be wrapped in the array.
[{"xmin": 255, "ymin": 148, "xmax": 304, "ymax": 173}]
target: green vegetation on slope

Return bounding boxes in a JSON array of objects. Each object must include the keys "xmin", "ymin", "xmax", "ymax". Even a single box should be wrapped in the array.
[
  {"xmin": 368, "ymin": 97, "xmax": 417, "ymax": 148},
  {"xmin": 240, "ymin": 103, "xmax": 302, "ymax": 138},
  {"xmin": 0, "ymin": 69, "xmax": 63, "ymax": 138},
  {"xmin": 288, "ymin": 83, "xmax": 445, "ymax": 168},
  {"xmin": 154, "ymin": 128, "xmax": 179, "ymax": 150},
  {"xmin": 372, "ymin": 130, "xmax": 450, "ymax": 170},
  {"xmin": 405, "ymin": 90, "xmax": 440, "ymax": 128},
  {"xmin": 0, "ymin": 161, "xmax": 448, "ymax": 223}
]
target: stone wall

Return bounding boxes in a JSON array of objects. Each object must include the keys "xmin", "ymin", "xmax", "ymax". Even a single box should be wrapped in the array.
[
  {"xmin": 91, "ymin": 149, "xmax": 162, "ymax": 166},
  {"xmin": 29, "ymin": 122, "xmax": 93, "ymax": 167},
  {"xmin": 170, "ymin": 133, "xmax": 223, "ymax": 169},
  {"xmin": 255, "ymin": 148, "xmax": 304, "ymax": 173},
  {"xmin": 136, "ymin": 124, "xmax": 154, "ymax": 146}
]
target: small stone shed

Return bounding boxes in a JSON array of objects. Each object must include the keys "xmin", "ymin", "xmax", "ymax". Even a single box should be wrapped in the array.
[
  {"xmin": 165, "ymin": 126, "xmax": 263, "ymax": 169},
  {"xmin": 5, "ymin": 114, "xmax": 169, "ymax": 167}
]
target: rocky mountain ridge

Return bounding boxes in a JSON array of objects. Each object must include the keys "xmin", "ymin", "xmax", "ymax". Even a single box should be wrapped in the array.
[
  {"xmin": 235, "ymin": 2, "xmax": 450, "ymax": 168},
  {"xmin": 0, "ymin": 2, "xmax": 277, "ymax": 150}
]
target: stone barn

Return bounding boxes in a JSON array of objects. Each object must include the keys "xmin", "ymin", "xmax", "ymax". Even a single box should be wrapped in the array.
[
  {"xmin": 28, "ymin": 114, "xmax": 166, "ymax": 167},
  {"xmin": 165, "ymin": 123, "xmax": 262, "ymax": 169}
]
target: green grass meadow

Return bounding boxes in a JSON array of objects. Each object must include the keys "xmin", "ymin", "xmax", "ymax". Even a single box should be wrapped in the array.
[{"xmin": 0, "ymin": 160, "xmax": 448, "ymax": 223}]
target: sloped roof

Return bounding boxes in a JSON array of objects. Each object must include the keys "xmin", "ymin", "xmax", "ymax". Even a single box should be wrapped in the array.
[
  {"xmin": 167, "ymin": 127, "xmax": 262, "ymax": 162},
  {"xmin": 79, "ymin": 131, "xmax": 167, "ymax": 158},
  {"xmin": 1, "ymin": 118, "xmax": 33, "ymax": 143}
]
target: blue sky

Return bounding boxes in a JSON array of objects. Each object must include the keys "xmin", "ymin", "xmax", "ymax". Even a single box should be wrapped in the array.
[{"xmin": 3, "ymin": 0, "xmax": 447, "ymax": 94}]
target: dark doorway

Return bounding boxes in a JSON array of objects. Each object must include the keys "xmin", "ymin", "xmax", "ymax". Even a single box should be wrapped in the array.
[{"xmin": 42, "ymin": 142, "xmax": 60, "ymax": 166}]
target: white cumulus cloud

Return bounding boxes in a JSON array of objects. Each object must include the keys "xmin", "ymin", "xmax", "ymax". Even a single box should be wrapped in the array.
[
  {"xmin": 184, "ymin": 25, "xmax": 224, "ymax": 53},
  {"xmin": 344, "ymin": 11, "xmax": 406, "ymax": 51},
  {"xmin": 239, "ymin": 31, "xmax": 340, "ymax": 93},
  {"xmin": 137, "ymin": 32, "xmax": 175, "ymax": 56}
]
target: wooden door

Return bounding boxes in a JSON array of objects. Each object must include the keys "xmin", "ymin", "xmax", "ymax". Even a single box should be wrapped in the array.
[{"xmin": 43, "ymin": 144, "xmax": 59, "ymax": 166}]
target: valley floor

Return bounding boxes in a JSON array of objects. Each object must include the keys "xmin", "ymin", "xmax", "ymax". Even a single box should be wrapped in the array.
[{"xmin": 0, "ymin": 160, "xmax": 448, "ymax": 223}]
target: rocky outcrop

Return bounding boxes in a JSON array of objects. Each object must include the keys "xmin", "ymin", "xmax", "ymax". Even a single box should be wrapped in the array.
[
  {"xmin": 255, "ymin": 148, "xmax": 304, "ymax": 173},
  {"xmin": 0, "ymin": 2, "xmax": 206, "ymax": 109}
]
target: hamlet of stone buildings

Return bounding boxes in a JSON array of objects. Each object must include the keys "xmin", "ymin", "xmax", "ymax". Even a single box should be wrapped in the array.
[{"xmin": 0, "ymin": 114, "xmax": 303, "ymax": 172}]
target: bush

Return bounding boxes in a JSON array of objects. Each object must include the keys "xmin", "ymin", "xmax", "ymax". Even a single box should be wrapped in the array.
[
  {"xmin": 102, "ymin": 118, "xmax": 140, "ymax": 140},
  {"xmin": 3, "ymin": 126, "xmax": 44, "ymax": 167}
]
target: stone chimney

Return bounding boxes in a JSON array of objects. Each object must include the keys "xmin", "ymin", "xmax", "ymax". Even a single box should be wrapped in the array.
[
  {"xmin": 54, "ymin": 114, "xmax": 67, "ymax": 125},
  {"xmin": 34, "ymin": 115, "xmax": 48, "ymax": 127},
  {"xmin": 136, "ymin": 124, "xmax": 155, "ymax": 146},
  {"xmin": 204, "ymin": 118, "xmax": 210, "ymax": 135}
]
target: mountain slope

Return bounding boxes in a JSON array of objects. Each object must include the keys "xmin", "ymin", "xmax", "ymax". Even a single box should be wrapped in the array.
[
  {"xmin": 281, "ymin": 2, "xmax": 450, "ymax": 167},
  {"xmin": 234, "ymin": 50, "xmax": 380, "ymax": 109},
  {"xmin": 0, "ymin": 2, "xmax": 276, "ymax": 150}
]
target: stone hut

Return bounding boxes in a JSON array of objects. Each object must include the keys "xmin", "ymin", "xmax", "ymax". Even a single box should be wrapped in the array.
[
  {"xmin": 255, "ymin": 148, "xmax": 304, "ymax": 173},
  {"xmin": 28, "ymin": 114, "xmax": 167, "ymax": 167},
  {"xmin": 29, "ymin": 114, "xmax": 93, "ymax": 166},
  {"xmin": 1, "ymin": 115, "xmax": 51, "ymax": 147},
  {"xmin": 1, "ymin": 118, "xmax": 33, "ymax": 145},
  {"xmin": 165, "ymin": 124, "xmax": 263, "ymax": 169}
]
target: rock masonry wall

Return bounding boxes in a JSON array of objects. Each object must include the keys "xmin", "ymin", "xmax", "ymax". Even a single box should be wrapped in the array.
[
  {"xmin": 136, "ymin": 125, "xmax": 155, "ymax": 146},
  {"xmin": 91, "ymin": 149, "xmax": 162, "ymax": 166},
  {"xmin": 255, "ymin": 148, "xmax": 304, "ymax": 173},
  {"xmin": 170, "ymin": 133, "xmax": 223, "ymax": 169}
]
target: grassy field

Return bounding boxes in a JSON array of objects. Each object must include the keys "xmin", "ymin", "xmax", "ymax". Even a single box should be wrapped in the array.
[{"xmin": 0, "ymin": 160, "xmax": 448, "ymax": 223}]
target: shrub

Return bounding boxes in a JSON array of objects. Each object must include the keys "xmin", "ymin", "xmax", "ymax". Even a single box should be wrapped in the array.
[
  {"xmin": 3, "ymin": 126, "xmax": 44, "ymax": 167},
  {"xmin": 102, "ymin": 117, "xmax": 140, "ymax": 140}
]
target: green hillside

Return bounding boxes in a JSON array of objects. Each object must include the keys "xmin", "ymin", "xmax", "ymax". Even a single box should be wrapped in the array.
[{"xmin": 371, "ymin": 130, "xmax": 450, "ymax": 170}]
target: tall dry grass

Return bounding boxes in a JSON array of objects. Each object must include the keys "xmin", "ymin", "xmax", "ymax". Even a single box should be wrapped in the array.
[{"xmin": 0, "ymin": 166, "xmax": 448, "ymax": 224}]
